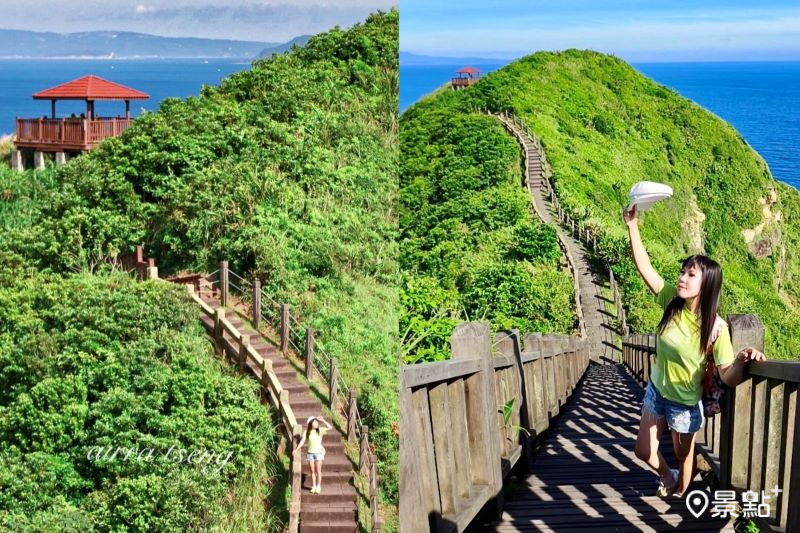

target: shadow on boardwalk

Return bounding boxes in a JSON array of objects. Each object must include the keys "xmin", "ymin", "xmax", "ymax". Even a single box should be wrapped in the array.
[{"xmin": 480, "ymin": 363, "xmax": 734, "ymax": 532}]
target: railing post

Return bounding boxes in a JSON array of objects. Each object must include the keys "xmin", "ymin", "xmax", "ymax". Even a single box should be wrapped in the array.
[
  {"xmin": 370, "ymin": 454, "xmax": 379, "ymax": 532},
  {"xmin": 497, "ymin": 330, "xmax": 533, "ymax": 469},
  {"xmin": 359, "ymin": 425, "xmax": 370, "ymax": 476},
  {"xmin": 329, "ymin": 357, "xmax": 338, "ymax": 411},
  {"xmin": 252, "ymin": 279, "xmax": 261, "ymax": 329},
  {"xmin": 288, "ymin": 423, "xmax": 303, "ymax": 533},
  {"xmin": 238, "ymin": 335, "xmax": 249, "ymax": 374},
  {"xmin": 347, "ymin": 390, "xmax": 357, "ymax": 443},
  {"xmin": 450, "ymin": 322, "xmax": 504, "ymax": 519},
  {"xmin": 260, "ymin": 356, "xmax": 271, "ymax": 390},
  {"xmin": 280, "ymin": 304, "xmax": 289, "ymax": 354},
  {"xmin": 304, "ymin": 328, "xmax": 314, "ymax": 379},
  {"xmin": 220, "ymin": 261, "xmax": 229, "ymax": 307},
  {"xmin": 213, "ymin": 308, "xmax": 225, "ymax": 356},
  {"xmin": 720, "ymin": 314, "xmax": 765, "ymax": 491},
  {"xmin": 146, "ymin": 258, "xmax": 158, "ymax": 280}
]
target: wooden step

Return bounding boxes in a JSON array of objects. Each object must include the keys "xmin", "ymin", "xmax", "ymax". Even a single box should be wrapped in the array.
[
  {"xmin": 299, "ymin": 519, "xmax": 358, "ymax": 533},
  {"xmin": 198, "ymin": 295, "xmax": 358, "ymax": 532},
  {"xmin": 300, "ymin": 507, "xmax": 358, "ymax": 522},
  {"xmin": 302, "ymin": 471, "xmax": 353, "ymax": 485},
  {"xmin": 301, "ymin": 485, "xmax": 357, "ymax": 504}
]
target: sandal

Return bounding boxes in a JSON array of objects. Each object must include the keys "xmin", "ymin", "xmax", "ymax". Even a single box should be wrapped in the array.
[{"xmin": 656, "ymin": 468, "xmax": 679, "ymax": 497}]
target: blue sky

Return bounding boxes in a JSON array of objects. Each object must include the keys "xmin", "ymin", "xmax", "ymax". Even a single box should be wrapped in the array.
[
  {"xmin": 401, "ymin": 0, "xmax": 800, "ymax": 62},
  {"xmin": 0, "ymin": 1, "xmax": 395, "ymax": 41}
]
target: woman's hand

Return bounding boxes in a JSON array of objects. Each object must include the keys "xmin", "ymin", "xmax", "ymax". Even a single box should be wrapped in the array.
[
  {"xmin": 623, "ymin": 204, "xmax": 638, "ymax": 227},
  {"xmin": 736, "ymin": 347, "xmax": 766, "ymax": 363}
]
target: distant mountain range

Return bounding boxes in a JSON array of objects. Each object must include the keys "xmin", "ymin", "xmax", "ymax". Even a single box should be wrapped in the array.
[
  {"xmin": 0, "ymin": 29, "xmax": 308, "ymax": 59},
  {"xmin": 257, "ymin": 35, "xmax": 312, "ymax": 58},
  {"xmin": 400, "ymin": 51, "xmax": 511, "ymax": 66}
]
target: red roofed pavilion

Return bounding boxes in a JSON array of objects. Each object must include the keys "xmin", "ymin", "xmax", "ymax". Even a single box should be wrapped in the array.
[
  {"xmin": 452, "ymin": 66, "xmax": 481, "ymax": 89},
  {"xmin": 12, "ymin": 75, "xmax": 149, "ymax": 170}
]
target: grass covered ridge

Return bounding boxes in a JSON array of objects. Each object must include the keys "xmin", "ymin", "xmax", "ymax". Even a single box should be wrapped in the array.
[
  {"xmin": 444, "ymin": 49, "xmax": 800, "ymax": 359},
  {"xmin": 400, "ymin": 100, "xmax": 576, "ymax": 363}
]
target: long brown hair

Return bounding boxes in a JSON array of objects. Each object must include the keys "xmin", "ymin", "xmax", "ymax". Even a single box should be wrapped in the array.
[
  {"xmin": 657, "ymin": 255, "xmax": 722, "ymax": 354},
  {"xmin": 306, "ymin": 418, "xmax": 319, "ymax": 441}
]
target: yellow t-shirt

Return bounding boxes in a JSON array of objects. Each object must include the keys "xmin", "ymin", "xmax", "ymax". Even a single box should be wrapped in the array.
[
  {"xmin": 650, "ymin": 280, "xmax": 734, "ymax": 406},
  {"xmin": 307, "ymin": 428, "xmax": 327, "ymax": 454}
]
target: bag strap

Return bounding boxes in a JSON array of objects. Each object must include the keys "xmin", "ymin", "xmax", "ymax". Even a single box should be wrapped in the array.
[{"xmin": 705, "ymin": 316, "xmax": 726, "ymax": 366}]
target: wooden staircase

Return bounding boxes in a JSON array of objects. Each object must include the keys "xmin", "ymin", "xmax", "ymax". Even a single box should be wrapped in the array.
[
  {"xmin": 196, "ymin": 291, "xmax": 359, "ymax": 533},
  {"xmin": 495, "ymin": 112, "xmax": 616, "ymax": 361}
]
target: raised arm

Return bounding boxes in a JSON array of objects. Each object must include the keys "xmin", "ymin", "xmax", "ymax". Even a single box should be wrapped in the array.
[
  {"xmin": 623, "ymin": 205, "xmax": 663, "ymax": 294},
  {"xmin": 318, "ymin": 417, "xmax": 333, "ymax": 429}
]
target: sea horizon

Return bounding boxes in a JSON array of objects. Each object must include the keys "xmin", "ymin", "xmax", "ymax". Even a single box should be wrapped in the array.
[
  {"xmin": 0, "ymin": 58, "xmax": 250, "ymax": 137},
  {"xmin": 401, "ymin": 60, "xmax": 800, "ymax": 191}
]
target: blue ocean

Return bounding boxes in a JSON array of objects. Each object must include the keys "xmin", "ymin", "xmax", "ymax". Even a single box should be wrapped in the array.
[
  {"xmin": 0, "ymin": 58, "xmax": 250, "ymax": 136},
  {"xmin": 400, "ymin": 61, "xmax": 800, "ymax": 191}
]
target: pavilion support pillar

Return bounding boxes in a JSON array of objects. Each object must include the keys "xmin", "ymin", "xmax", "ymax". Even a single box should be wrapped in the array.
[
  {"xmin": 55, "ymin": 152, "xmax": 66, "ymax": 165},
  {"xmin": 33, "ymin": 151, "xmax": 45, "ymax": 171},
  {"xmin": 125, "ymin": 100, "xmax": 130, "ymax": 119},
  {"xmin": 10, "ymin": 150, "xmax": 23, "ymax": 172},
  {"xmin": 51, "ymin": 99, "xmax": 56, "ymax": 119}
]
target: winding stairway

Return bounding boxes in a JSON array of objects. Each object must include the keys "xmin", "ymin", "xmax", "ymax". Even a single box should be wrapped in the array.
[
  {"xmin": 495, "ymin": 113, "xmax": 617, "ymax": 362},
  {"xmin": 485, "ymin": 114, "xmax": 735, "ymax": 531},
  {"xmin": 196, "ymin": 291, "xmax": 359, "ymax": 533}
]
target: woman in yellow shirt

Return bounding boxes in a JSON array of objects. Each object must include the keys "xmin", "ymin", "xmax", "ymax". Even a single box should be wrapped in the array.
[
  {"xmin": 294, "ymin": 416, "xmax": 332, "ymax": 494},
  {"xmin": 624, "ymin": 205, "xmax": 765, "ymax": 498}
]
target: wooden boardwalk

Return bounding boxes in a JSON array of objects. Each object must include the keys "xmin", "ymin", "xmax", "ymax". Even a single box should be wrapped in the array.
[{"xmin": 484, "ymin": 363, "xmax": 733, "ymax": 532}]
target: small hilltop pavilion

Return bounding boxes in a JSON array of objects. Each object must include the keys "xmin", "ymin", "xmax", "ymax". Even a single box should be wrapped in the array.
[
  {"xmin": 451, "ymin": 66, "xmax": 480, "ymax": 89},
  {"xmin": 11, "ymin": 75, "xmax": 149, "ymax": 171}
]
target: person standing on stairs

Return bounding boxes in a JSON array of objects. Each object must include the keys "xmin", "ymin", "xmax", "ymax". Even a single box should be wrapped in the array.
[
  {"xmin": 294, "ymin": 416, "xmax": 332, "ymax": 494},
  {"xmin": 624, "ymin": 205, "xmax": 766, "ymax": 498}
]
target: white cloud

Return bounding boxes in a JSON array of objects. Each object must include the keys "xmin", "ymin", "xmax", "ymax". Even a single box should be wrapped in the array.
[{"xmin": 134, "ymin": 4, "xmax": 157, "ymax": 15}]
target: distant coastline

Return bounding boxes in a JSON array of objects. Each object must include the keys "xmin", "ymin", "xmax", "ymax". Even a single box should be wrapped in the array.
[
  {"xmin": 0, "ymin": 56, "xmax": 255, "ymax": 60},
  {"xmin": 0, "ymin": 28, "xmax": 310, "ymax": 61}
]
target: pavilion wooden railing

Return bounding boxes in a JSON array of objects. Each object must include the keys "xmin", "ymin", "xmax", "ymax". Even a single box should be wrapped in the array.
[
  {"xmin": 400, "ymin": 323, "xmax": 590, "ymax": 532},
  {"xmin": 202, "ymin": 261, "xmax": 380, "ymax": 532},
  {"xmin": 15, "ymin": 117, "xmax": 132, "ymax": 146},
  {"xmin": 622, "ymin": 315, "xmax": 800, "ymax": 532},
  {"xmin": 451, "ymin": 77, "xmax": 478, "ymax": 89}
]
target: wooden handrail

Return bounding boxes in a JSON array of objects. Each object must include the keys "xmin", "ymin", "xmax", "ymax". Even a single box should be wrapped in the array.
[
  {"xmin": 400, "ymin": 324, "xmax": 590, "ymax": 532},
  {"xmin": 129, "ymin": 250, "xmax": 379, "ymax": 532},
  {"xmin": 621, "ymin": 315, "xmax": 800, "ymax": 531}
]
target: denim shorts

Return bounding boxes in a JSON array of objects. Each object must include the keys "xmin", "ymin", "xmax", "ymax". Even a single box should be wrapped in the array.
[
  {"xmin": 642, "ymin": 381, "xmax": 703, "ymax": 434},
  {"xmin": 307, "ymin": 452, "xmax": 325, "ymax": 462}
]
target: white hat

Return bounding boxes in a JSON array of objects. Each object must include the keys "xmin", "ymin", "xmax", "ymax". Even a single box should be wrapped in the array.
[
  {"xmin": 306, "ymin": 416, "xmax": 316, "ymax": 424},
  {"xmin": 627, "ymin": 181, "xmax": 673, "ymax": 212}
]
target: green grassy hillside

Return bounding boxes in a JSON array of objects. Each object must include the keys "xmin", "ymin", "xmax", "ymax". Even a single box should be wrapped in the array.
[
  {"xmin": 417, "ymin": 49, "xmax": 799, "ymax": 359},
  {"xmin": 400, "ymin": 101, "xmax": 576, "ymax": 363},
  {"xmin": 0, "ymin": 9, "xmax": 399, "ymax": 526}
]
